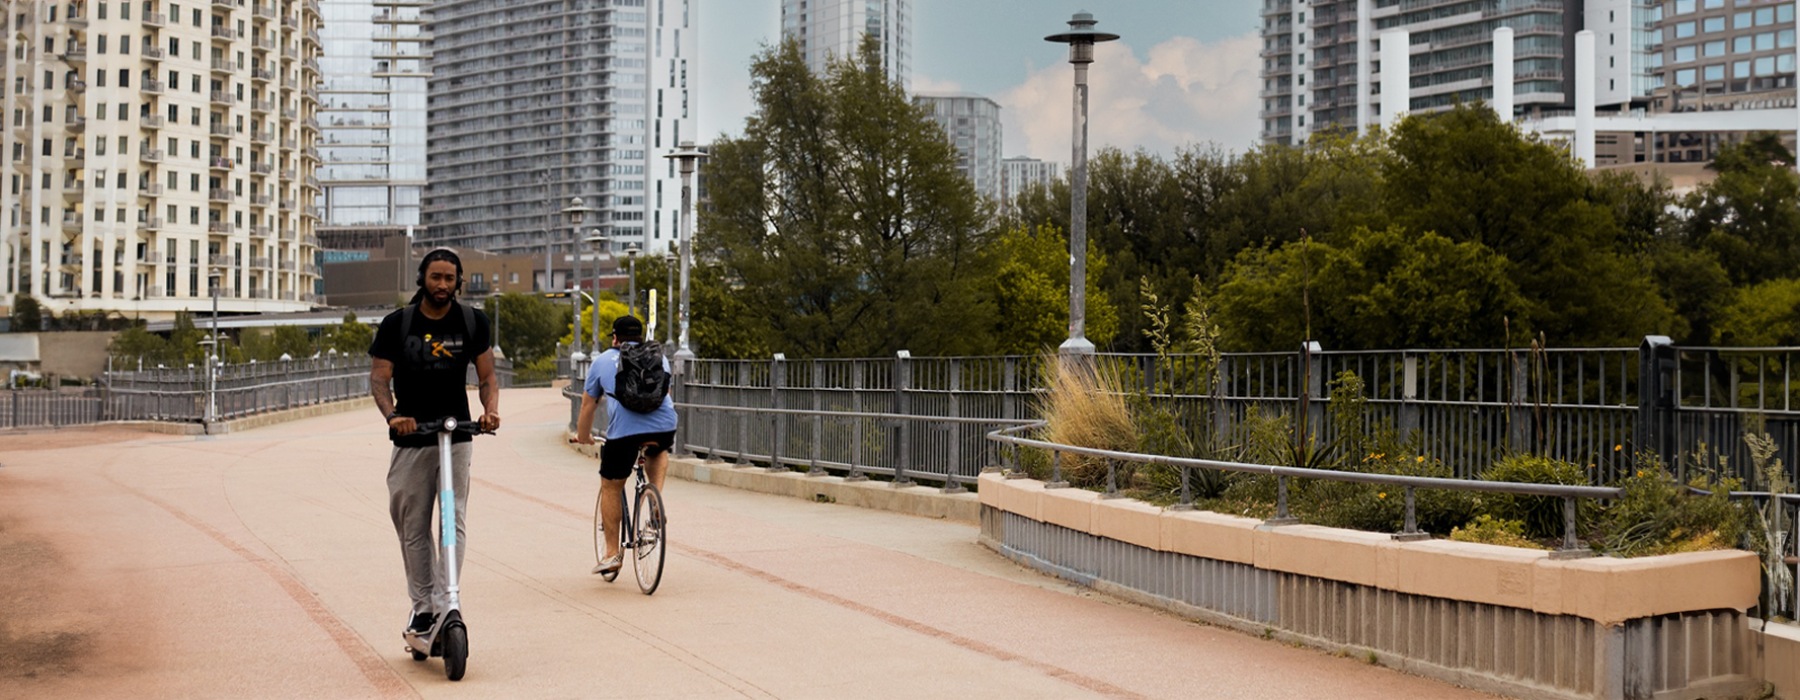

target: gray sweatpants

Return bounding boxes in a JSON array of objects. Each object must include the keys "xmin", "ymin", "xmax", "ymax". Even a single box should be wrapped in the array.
[{"xmin": 388, "ymin": 442, "xmax": 472, "ymax": 617}]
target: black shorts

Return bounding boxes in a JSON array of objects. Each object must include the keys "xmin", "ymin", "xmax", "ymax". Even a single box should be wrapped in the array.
[{"xmin": 600, "ymin": 431, "xmax": 675, "ymax": 480}]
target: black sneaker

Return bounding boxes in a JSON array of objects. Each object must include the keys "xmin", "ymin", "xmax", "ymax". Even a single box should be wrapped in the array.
[{"xmin": 406, "ymin": 611, "xmax": 437, "ymax": 636}]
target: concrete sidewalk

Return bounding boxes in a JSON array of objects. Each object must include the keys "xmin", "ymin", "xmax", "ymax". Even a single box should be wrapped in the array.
[{"xmin": 0, "ymin": 387, "xmax": 1500, "ymax": 698}]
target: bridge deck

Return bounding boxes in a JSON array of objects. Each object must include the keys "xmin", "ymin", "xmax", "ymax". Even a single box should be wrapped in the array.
[{"xmin": 0, "ymin": 387, "xmax": 1498, "ymax": 698}]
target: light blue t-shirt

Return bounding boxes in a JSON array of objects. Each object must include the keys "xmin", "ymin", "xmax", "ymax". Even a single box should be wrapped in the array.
[{"xmin": 584, "ymin": 345, "xmax": 677, "ymax": 439}]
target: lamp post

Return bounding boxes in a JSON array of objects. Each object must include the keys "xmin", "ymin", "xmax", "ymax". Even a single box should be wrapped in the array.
[
  {"xmin": 203, "ymin": 268, "xmax": 222, "ymax": 431},
  {"xmin": 561, "ymin": 197, "xmax": 595, "ymax": 367},
  {"xmin": 625, "ymin": 244, "xmax": 641, "ymax": 315},
  {"xmin": 1045, "ymin": 12, "xmax": 1118, "ymax": 360},
  {"xmin": 664, "ymin": 141, "xmax": 706, "ymax": 372},
  {"xmin": 663, "ymin": 251, "xmax": 676, "ymax": 345},
  {"xmin": 583, "ymin": 229, "xmax": 609, "ymax": 353}
]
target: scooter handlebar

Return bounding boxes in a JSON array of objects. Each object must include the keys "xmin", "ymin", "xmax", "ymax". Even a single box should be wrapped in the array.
[{"xmin": 411, "ymin": 417, "xmax": 496, "ymax": 437}]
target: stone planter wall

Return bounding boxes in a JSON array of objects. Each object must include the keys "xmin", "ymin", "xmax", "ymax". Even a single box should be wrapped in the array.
[{"xmin": 977, "ymin": 473, "xmax": 1765, "ymax": 700}]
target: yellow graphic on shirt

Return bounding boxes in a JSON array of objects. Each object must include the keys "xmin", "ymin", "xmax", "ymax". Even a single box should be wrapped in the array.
[{"xmin": 425, "ymin": 333, "xmax": 453, "ymax": 359}]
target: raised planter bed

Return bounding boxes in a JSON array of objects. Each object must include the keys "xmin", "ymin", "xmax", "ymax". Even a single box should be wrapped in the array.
[{"xmin": 978, "ymin": 472, "xmax": 1764, "ymax": 700}]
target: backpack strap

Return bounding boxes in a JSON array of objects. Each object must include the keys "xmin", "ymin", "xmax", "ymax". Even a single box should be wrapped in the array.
[
  {"xmin": 399, "ymin": 304, "xmax": 416, "ymax": 346},
  {"xmin": 460, "ymin": 301, "xmax": 476, "ymax": 344}
]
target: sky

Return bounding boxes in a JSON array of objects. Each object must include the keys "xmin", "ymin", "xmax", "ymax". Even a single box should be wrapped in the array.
[{"xmin": 694, "ymin": 1, "xmax": 1265, "ymax": 164}]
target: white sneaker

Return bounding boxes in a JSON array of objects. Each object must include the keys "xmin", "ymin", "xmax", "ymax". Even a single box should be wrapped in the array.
[{"xmin": 592, "ymin": 554, "xmax": 622, "ymax": 575}]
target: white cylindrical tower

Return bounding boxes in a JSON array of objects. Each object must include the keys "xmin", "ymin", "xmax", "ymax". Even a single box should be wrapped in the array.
[
  {"xmin": 1379, "ymin": 30, "xmax": 1410, "ymax": 130},
  {"xmin": 1575, "ymin": 30, "xmax": 1596, "ymax": 168},
  {"xmin": 1492, "ymin": 27, "xmax": 1514, "ymax": 122}
]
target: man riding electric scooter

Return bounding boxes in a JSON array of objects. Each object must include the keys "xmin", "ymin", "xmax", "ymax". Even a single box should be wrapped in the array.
[{"xmin": 369, "ymin": 247, "xmax": 500, "ymax": 680}]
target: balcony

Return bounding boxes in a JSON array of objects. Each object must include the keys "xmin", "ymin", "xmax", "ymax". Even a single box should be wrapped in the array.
[
  {"xmin": 302, "ymin": 147, "xmax": 319, "ymax": 161},
  {"xmin": 62, "ymin": 45, "xmax": 87, "ymax": 64},
  {"xmin": 302, "ymin": 57, "xmax": 319, "ymax": 73},
  {"xmin": 251, "ymin": 161, "xmax": 273, "ymax": 175},
  {"xmin": 213, "ymin": 0, "xmax": 244, "ymax": 9},
  {"xmin": 210, "ymin": 157, "xmax": 235, "ymax": 171},
  {"xmin": 141, "ymin": 79, "xmax": 165, "ymax": 95},
  {"xmin": 138, "ymin": 183, "xmax": 163, "ymax": 197},
  {"xmin": 209, "ymin": 254, "xmax": 237, "ymax": 267},
  {"xmin": 250, "ymin": 288, "xmax": 271, "ymax": 299},
  {"xmin": 304, "ymin": 175, "xmax": 319, "ymax": 189},
  {"xmin": 210, "ymin": 123, "xmax": 235, "ymax": 138},
  {"xmin": 141, "ymin": 217, "xmax": 164, "ymax": 231},
  {"xmin": 251, "ymin": 69, "xmax": 274, "ymax": 84},
  {"xmin": 67, "ymin": 148, "xmax": 86, "ymax": 166},
  {"xmin": 281, "ymin": 46, "xmax": 297, "ymax": 62},
  {"xmin": 211, "ymin": 26, "xmax": 238, "ymax": 42},
  {"xmin": 210, "ymin": 90, "xmax": 238, "ymax": 107},
  {"xmin": 254, "ymin": 3, "xmax": 276, "ymax": 20},
  {"xmin": 139, "ymin": 149, "xmax": 165, "ymax": 163},
  {"xmin": 142, "ymin": 12, "xmax": 167, "ymax": 28},
  {"xmin": 140, "ymin": 114, "xmax": 165, "ymax": 129},
  {"xmin": 251, "ymin": 130, "xmax": 272, "ymax": 145},
  {"xmin": 211, "ymin": 58, "xmax": 240, "ymax": 74},
  {"xmin": 279, "ymin": 169, "xmax": 295, "ymax": 180},
  {"xmin": 208, "ymin": 222, "xmax": 232, "ymax": 234},
  {"xmin": 58, "ymin": 254, "xmax": 83, "ymax": 269},
  {"xmin": 251, "ymin": 194, "xmax": 271, "ymax": 206},
  {"xmin": 279, "ymin": 259, "xmax": 295, "ymax": 271},
  {"xmin": 279, "ymin": 197, "xmax": 295, "ymax": 209},
  {"xmin": 280, "ymin": 107, "xmax": 297, "ymax": 120},
  {"xmin": 60, "ymin": 213, "xmax": 83, "ymax": 232},
  {"xmin": 251, "ymin": 225, "xmax": 271, "ymax": 237},
  {"xmin": 299, "ymin": 206, "xmax": 319, "ymax": 220},
  {"xmin": 65, "ymin": 79, "xmax": 86, "ymax": 94},
  {"xmin": 142, "ymin": 46, "xmax": 165, "ymax": 61},
  {"xmin": 280, "ymin": 76, "xmax": 296, "ymax": 91},
  {"xmin": 280, "ymin": 138, "xmax": 296, "ymax": 151},
  {"xmin": 61, "ymin": 182, "xmax": 84, "ymax": 200},
  {"xmin": 302, "ymin": 117, "xmax": 318, "ymax": 131},
  {"xmin": 65, "ymin": 116, "xmax": 85, "ymax": 133},
  {"xmin": 209, "ymin": 188, "xmax": 233, "ymax": 203},
  {"xmin": 251, "ymin": 99, "xmax": 273, "ymax": 114}
]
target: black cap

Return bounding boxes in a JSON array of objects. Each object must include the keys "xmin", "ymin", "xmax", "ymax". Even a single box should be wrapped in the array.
[{"xmin": 612, "ymin": 315, "xmax": 645, "ymax": 340}]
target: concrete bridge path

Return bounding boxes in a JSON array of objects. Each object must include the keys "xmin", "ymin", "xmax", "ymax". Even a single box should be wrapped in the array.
[{"xmin": 0, "ymin": 387, "xmax": 1499, "ymax": 699}]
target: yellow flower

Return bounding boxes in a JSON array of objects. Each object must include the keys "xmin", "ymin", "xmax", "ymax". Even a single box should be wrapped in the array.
[
  {"xmin": 1636, "ymin": 470, "xmax": 1646, "ymax": 478},
  {"xmin": 1614, "ymin": 444, "xmax": 1623, "ymax": 452},
  {"xmin": 1416, "ymin": 455, "xmax": 1425, "ymax": 463},
  {"xmin": 1377, "ymin": 492, "xmax": 1387, "ymax": 499}
]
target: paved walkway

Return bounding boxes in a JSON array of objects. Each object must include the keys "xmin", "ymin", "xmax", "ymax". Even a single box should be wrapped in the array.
[{"xmin": 0, "ymin": 387, "xmax": 1500, "ymax": 698}]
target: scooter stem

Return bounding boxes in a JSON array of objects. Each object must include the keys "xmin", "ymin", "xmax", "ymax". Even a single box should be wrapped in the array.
[{"xmin": 438, "ymin": 420, "xmax": 461, "ymax": 611}]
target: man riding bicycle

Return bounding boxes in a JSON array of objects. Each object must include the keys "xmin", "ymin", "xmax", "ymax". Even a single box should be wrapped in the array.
[
  {"xmin": 369, "ymin": 247, "xmax": 500, "ymax": 644},
  {"xmin": 574, "ymin": 314, "xmax": 676, "ymax": 575}
]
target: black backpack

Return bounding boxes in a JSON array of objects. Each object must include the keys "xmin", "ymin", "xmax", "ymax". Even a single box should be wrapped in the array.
[{"xmin": 610, "ymin": 341, "xmax": 670, "ymax": 413}]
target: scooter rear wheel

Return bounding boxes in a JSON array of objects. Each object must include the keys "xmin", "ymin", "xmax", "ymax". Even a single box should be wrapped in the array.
[{"xmin": 441, "ymin": 623, "xmax": 467, "ymax": 681}]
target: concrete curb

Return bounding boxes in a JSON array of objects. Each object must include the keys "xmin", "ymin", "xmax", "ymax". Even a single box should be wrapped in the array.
[{"xmin": 562, "ymin": 432, "xmax": 980, "ymax": 524}]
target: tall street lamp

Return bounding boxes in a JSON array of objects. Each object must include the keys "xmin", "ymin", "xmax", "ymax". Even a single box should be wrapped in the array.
[
  {"xmin": 664, "ymin": 141, "xmax": 706, "ymax": 372},
  {"xmin": 625, "ymin": 244, "xmax": 641, "ymax": 315},
  {"xmin": 203, "ymin": 268, "xmax": 223, "ymax": 431},
  {"xmin": 1045, "ymin": 11, "xmax": 1118, "ymax": 359},
  {"xmin": 663, "ymin": 251, "xmax": 676, "ymax": 345},
  {"xmin": 583, "ymin": 229, "xmax": 609, "ymax": 353},
  {"xmin": 562, "ymin": 197, "xmax": 595, "ymax": 366}
]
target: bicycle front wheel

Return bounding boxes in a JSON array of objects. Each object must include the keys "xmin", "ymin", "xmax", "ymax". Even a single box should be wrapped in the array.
[
  {"xmin": 593, "ymin": 486, "xmax": 619, "ymax": 582},
  {"xmin": 632, "ymin": 484, "xmax": 666, "ymax": 595}
]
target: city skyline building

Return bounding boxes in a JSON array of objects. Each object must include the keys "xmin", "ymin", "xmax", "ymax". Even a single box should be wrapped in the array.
[
  {"xmin": 314, "ymin": 0, "xmax": 429, "ymax": 241},
  {"xmin": 999, "ymin": 155, "xmax": 1060, "ymax": 211},
  {"xmin": 0, "ymin": 0, "xmax": 325, "ymax": 320},
  {"xmin": 423, "ymin": 0, "xmax": 697, "ymax": 275},
  {"xmin": 780, "ymin": 0, "xmax": 911, "ymax": 85},
  {"xmin": 913, "ymin": 92, "xmax": 1001, "ymax": 202}
]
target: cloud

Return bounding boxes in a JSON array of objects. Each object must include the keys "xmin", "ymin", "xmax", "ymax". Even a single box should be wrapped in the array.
[
  {"xmin": 999, "ymin": 33, "xmax": 1262, "ymax": 162},
  {"xmin": 910, "ymin": 74, "xmax": 965, "ymax": 95}
]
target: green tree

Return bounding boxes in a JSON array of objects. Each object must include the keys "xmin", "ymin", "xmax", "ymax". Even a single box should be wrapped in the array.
[
  {"xmin": 10, "ymin": 295, "xmax": 43, "ymax": 331},
  {"xmin": 489, "ymin": 292, "xmax": 565, "ymax": 364},
  {"xmin": 323, "ymin": 311, "xmax": 376, "ymax": 355},
  {"xmin": 108, "ymin": 323, "xmax": 171, "ymax": 364},
  {"xmin": 699, "ymin": 38, "xmax": 989, "ymax": 357},
  {"xmin": 1713, "ymin": 278, "xmax": 1800, "ymax": 346},
  {"xmin": 1381, "ymin": 105, "xmax": 1674, "ymax": 345},
  {"xmin": 980, "ymin": 224, "xmax": 1118, "ymax": 355},
  {"xmin": 1679, "ymin": 133, "xmax": 1800, "ymax": 286},
  {"xmin": 168, "ymin": 310, "xmax": 207, "ymax": 365}
]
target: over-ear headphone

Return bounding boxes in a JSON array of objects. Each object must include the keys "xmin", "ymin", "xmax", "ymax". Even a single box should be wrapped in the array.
[{"xmin": 416, "ymin": 247, "xmax": 464, "ymax": 294}]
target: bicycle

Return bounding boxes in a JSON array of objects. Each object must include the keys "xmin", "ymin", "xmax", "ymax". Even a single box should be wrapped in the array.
[{"xmin": 593, "ymin": 439, "xmax": 667, "ymax": 595}]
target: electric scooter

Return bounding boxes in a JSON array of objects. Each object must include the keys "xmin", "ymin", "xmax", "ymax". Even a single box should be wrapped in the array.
[{"xmin": 402, "ymin": 416, "xmax": 490, "ymax": 681}]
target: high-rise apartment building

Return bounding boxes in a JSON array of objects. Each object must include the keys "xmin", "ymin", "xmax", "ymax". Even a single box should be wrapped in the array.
[
  {"xmin": 999, "ymin": 156, "xmax": 1060, "ymax": 211},
  {"xmin": 913, "ymin": 92, "xmax": 1000, "ymax": 201},
  {"xmin": 425, "ymin": 0, "xmax": 697, "ymax": 266},
  {"xmin": 315, "ymin": 0, "xmax": 429, "ymax": 238},
  {"xmin": 780, "ymin": 0, "xmax": 911, "ymax": 85},
  {"xmin": 0, "ymin": 0, "xmax": 324, "ymax": 319}
]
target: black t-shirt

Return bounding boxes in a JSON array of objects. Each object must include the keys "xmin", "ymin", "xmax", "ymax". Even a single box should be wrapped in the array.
[{"xmin": 369, "ymin": 302, "xmax": 492, "ymax": 447}]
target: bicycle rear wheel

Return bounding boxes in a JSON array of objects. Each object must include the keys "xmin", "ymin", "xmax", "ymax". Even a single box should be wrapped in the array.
[
  {"xmin": 593, "ymin": 486, "xmax": 619, "ymax": 582},
  {"xmin": 632, "ymin": 484, "xmax": 666, "ymax": 595}
]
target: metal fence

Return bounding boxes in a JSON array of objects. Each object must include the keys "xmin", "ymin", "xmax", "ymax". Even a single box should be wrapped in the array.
[
  {"xmin": 599, "ymin": 339, "xmax": 1800, "ymax": 490},
  {"xmin": 2, "ymin": 355, "xmax": 515, "ymax": 429}
]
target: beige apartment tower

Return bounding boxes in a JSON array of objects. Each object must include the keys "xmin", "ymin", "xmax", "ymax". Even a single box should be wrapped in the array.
[{"xmin": 0, "ymin": 0, "xmax": 323, "ymax": 321}]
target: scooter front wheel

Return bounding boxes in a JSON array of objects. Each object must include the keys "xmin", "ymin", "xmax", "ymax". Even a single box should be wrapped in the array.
[{"xmin": 440, "ymin": 622, "xmax": 467, "ymax": 681}]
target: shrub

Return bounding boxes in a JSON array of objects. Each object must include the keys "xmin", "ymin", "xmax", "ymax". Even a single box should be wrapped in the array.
[
  {"xmin": 1602, "ymin": 455, "xmax": 1750, "ymax": 557},
  {"xmin": 1480, "ymin": 454, "xmax": 1594, "ymax": 541},
  {"xmin": 1450, "ymin": 515, "xmax": 1546, "ymax": 550},
  {"xmin": 1036, "ymin": 353, "xmax": 1138, "ymax": 489}
]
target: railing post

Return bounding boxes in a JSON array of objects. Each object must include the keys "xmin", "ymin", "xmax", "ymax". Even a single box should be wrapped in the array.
[
  {"xmin": 809, "ymin": 360, "xmax": 825, "ymax": 476},
  {"xmin": 1636, "ymin": 335, "xmax": 1677, "ymax": 469},
  {"xmin": 1400, "ymin": 352, "xmax": 1420, "ymax": 445},
  {"xmin": 767, "ymin": 354, "xmax": 786, "ymax": 473},
  {"xmin": 1550, "ymin": 495, "xmax": 1594, "ymax": 559},
  {"xmin": 1004, "ymin": 357, "xmax": 1029, "ymax": 479},
  {"xmin": 1509, "ymin": 349, "xmax": 1530, "ymax": 455},
  {"xmin": 1301, "ymin": 341, "xmax": 1324, "ymax": 455},
  {"xmin": 943, "ymin": 360, "xmax": 967, "ymax": 494},
  {"xmin": 1393, "ymin": 486, "xmax": 1428, "ymax": 541},
  {"xmin": 892, "ymin": 350, "xmax": 913, "ymax": 488}
]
